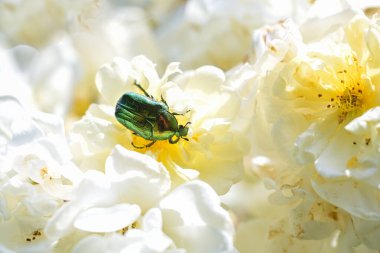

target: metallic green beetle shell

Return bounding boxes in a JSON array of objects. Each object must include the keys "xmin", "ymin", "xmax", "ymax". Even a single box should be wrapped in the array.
[{"xmin": 115, "ymin": 91, "xmax": 189, "ymax": 147}]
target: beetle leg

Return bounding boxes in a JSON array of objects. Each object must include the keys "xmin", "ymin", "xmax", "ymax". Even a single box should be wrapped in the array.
[
  {"xmin": 134, "ymin": 81, "xmax": 153, "ymax": 99},
  {"xmin": 131, "ymin": 141, "xmax": 145, "ymax": 149},
  {"xmin": 145, "ymin": 140, "xmax": 156, "ymax": 147},
  {"xmin": 131, "ymin": 140, "xmax": 156, "ymax": 149},
  {"xmin": 169, "ymin": 135, "xmax": 180, "ymax": 144}
]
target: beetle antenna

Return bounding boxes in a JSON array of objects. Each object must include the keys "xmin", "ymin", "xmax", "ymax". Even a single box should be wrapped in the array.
[
  {"xmin": 134, "ymin": 81, "xmax": 153, "ymax": 99},
  {"xmin": 161, "ymin": 95, "xmax": 168, "ymax": 107}
]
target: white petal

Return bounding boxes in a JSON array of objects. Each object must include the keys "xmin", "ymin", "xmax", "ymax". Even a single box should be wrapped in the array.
[
  {"xmin": 315, "ymin": 129, "xmax": 359, "ymax": 178},
  {"xmin": 312, "ymin": 179, "xmax": 380, "ymax": 220},
  {"xmin": 105, "ymin": 146, "xmax": 170, "ymax": 211},
  {"xmin": 126, "ymin": 228, "xmax": 174, "ymax": 252},
  {"xmin": 294, "ymin": 116, "xmax": 339, "ymax": 165},
  {"xmin": 106, "ymin": 145, "xmax": 169, "ymax": 183},
  {"xmin": 70, "ymin": 112, "xmax": 120, "ymax": 157},
  {"xmin": 183, "ymin": 66, "xmax": 225, "ymax": 94},
  {"xmin": 72, "ymin": 234, "xmax": 128, "ymax": 253},
  {"xmin": 300, "ymin": 9, "xmax": 357, "ymax": 43},
  {"xmin": 352, "ymin": 217, "xmax": 380, "ymax": 250},
  {"xmin": 161, "ymin": 62, "xmax": 181, "ymax": 84},
  {"xmin": 74, "ymin": 204, "xmax": 141, "ymax": 233},
  {"xmin": 141, "ymin": 208, "xmax": 162, "ymax": 231},
  {"xmin": 95, "ymin": 57, "xmax": 131, "ymax": 105},
  {"xmin": 345, "ymin": 106, "xmax": 380, "ymax": 134},
  {"xmin": 130, "ymin": 55, "xmax": 160, "ymax": 87},
  {"xmin": 0, "ymin": 96, "xmax": 42, "ymax": 146},
  {"xmin": 72, "ymin": 170, "xmax": 116, "ymax": 205},
  {"xmin": 45, "ymin": 202, "xmax": 83, "ymax": 240},
  {"xmin": 31, "ymin": 110, "xmax": 65, "ymax": 137},
  {"xmin": 159, "ymin": 181, "xmax": 235, "ymax": 253},
  {"xmin": 22, "ymin": 194, "xmax": 59, "ymax": 217}
]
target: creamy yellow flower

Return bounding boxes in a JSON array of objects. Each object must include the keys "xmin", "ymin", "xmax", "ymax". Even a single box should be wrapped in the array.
[
  {"xmin": 46, "ymin": 145, "xmax": 236, "ymax": 253},
  {"xmin": 249, "ymin": 12, "xmax": 380, "ymax": 251},
  {"xmin": 70, "ymin": 55, "xmax": 252, "ymax": 194}
]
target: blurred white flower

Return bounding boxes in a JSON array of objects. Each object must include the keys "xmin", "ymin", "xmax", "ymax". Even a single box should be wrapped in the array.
[
  {"xmin": 0, "ymin": 39, "xmax": 84, "ymax": 119},
  {"xmin": 0, "ymin": 0, "xmax": 164, "ymax": 122},
  {"xmin": 0, "ymin": 45, "xmax": 34, "ymax": 110},
  {"xmin": 0, "ymin": 0, "xmax": 65, "ymax": 48},
  {"xmin": 70, "ymin": 55, "xmax": 253, "ymax": 194},
  {"xmin": 0, "ymin": 96, "xmax": 82, "ymax": 252},
  {"xmin": 154, "ymin": 0, "xmax": 314, "ymax": 70},
  {"xmin": 46, "ymin": 145, "xmax": 236, "ymax": 253}
]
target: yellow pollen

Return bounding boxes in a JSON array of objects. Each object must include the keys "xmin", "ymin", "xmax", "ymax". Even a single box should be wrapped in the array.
[
  {"xmin": 26, "ymin": 230, "xmax": 42, "ymax": 242},
  {"xmin": 40, "ymin": 167, "xmax": 49, "ymax": 178},
  {"xmin": 346, "ymin": 156, "xmax": 359, "ymax": 169},
  {"xmin": 118, "ymin": 222, "xmax": 137, "ymax": 235},
  {"xmin": 317, "ymin": 55, "xmax": 369, "ymax": 123}
]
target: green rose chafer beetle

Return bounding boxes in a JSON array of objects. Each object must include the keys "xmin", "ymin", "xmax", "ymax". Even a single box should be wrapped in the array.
[{"xmin": 115, "ymin": 82, "xmax": 190, "ymax": 148}]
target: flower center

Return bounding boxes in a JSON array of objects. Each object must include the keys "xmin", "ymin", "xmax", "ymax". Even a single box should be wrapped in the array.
[{"xmin": 315, "ymin": 54, "xmax": 371, "ymax": 123}]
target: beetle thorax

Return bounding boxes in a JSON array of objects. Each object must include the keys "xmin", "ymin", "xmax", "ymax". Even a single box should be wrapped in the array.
[{"xmin": 157, "ymin": 111, "xmax": 178, "ymax": 132}]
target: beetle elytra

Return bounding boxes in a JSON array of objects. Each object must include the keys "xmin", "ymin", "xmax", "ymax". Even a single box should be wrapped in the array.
[{"xmin": 115, "ymin": 82, "xmax": 190, "ymax": 148}]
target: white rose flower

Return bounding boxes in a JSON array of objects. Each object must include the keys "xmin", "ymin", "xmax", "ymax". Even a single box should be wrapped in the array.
[
  {"xmin": 70, "ymin": 55, "xmax": 252, "ymax": 194},
  {"xmin": 248, "ymin": 10, "xmax": 380, "ymax": 251},
  {"xmin": 46, "ymin": 145, "xmax": 236, "ymax": 253},
  {"xmin": 0, "ymin": 96, "xmax": 82, "ymax": 252}
]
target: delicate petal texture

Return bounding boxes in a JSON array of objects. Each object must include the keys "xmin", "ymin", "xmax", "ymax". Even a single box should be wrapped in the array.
[
  {"xmin": 0, "ymin": 96, "xmax": 81, "ymax": 251},
  {"xmin": 74, "ymin": 204, "xmax": 141, "ymax": 232},
  {"xmin": 0, "ymin": 96, "xmax": 43, "ymax": 146},
  {"xmin": 105, "ymin": 145, "xmax": 171, "ymax": 211},
  {"xmin": 160, "ymin": 181, "xmax": 236, "ymax": 253},
  {"xmin": 311, "ymin": 107, "xmax": 380, "ymax": 220},
  {"xmin": 141, "ymin": 208, "xmax": 163, "ymax": 231},
  {"xmin": 96, "ymin": 57, "xmax": 137, "ymax": 105},
  {"xmin": 72, "ymin": 234, "xmax": 130, "ymax": 253},
  {"xmin": 249, "ymin": 11, "xmax": 380, "ymax": 252},
  {"xmin": 45, "ymin": 142, "xmax": 235, "ymax": 252},
  {"xmin": 352, "ymin": 217, "xmax": 380, "ymax": 250},
  {"xmin": 156, "ymin": 0, "xmax": 313, "ymax": 70},
  {"xmin": 312, "ymin": 180, "xmax": 380, "ymax": 220}
]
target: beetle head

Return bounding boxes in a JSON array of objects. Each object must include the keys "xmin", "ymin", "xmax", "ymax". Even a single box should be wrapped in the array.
[{"xmin": 178, "ymin": 122, "xmax": 190, "ymax": 138}]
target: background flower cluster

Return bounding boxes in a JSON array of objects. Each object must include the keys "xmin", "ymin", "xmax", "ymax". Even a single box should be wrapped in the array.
[{"xmin": 1, "ymin": 0, "xmax": 380, "ymax": 252}]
